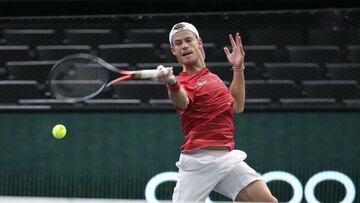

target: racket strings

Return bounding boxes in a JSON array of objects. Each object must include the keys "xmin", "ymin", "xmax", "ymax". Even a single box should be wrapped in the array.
[{"xmin": 49, "ymin": 57, "xmax": 110, "ymax": 102}]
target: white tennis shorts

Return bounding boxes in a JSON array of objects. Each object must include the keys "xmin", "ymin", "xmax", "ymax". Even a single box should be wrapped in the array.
[{"xmin": 172, "ymin": 149, "xmax": 262, "ymax": 202}]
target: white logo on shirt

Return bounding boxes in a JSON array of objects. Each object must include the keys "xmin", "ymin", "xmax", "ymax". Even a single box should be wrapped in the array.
[
  {"xmin": 197, "ymin": 81, "xmax": 206, "ymax": 86},
  {"xmin": 197, "ymin": 78, "xmax": 206, "ymax": 87}
]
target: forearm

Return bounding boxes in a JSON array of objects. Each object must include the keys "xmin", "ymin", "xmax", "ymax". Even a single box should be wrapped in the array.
[
  {"xmin": 230, "ymin": 67, "xmax": 245, "ymax": 113},
  {"xmin": 155, "ymin": 66, "xmax": 189, "ymax": 109},
  {"xmin": 168, "ymin": 87, "xmax": 189, "ymax": 109},
  {"xmin": 167, "ymin": 81, "xmax": 189, "ymax": 109}
]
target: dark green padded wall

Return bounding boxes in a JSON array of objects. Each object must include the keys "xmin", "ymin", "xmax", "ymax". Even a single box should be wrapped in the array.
[{"xmin": 0, "ymin": 112, "xmax": 359, "ymax": 202}]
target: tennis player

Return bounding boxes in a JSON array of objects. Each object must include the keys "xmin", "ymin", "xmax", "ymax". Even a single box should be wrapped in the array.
[{"xmin": 157, "ymin": 22, "xmax": 277, "ymax": 202}]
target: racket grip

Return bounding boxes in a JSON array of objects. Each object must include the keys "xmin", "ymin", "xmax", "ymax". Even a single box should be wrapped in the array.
[
  {"xmin": 140, "ymin": 69, "xmax": 159, "ymax": 79},
  {"xmin": 133, "ymin": 66, "xmax": 169, "ymax": 79}
]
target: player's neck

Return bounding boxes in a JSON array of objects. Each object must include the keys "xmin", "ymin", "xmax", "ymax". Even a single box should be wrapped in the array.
[{"xmin": 183, "ymin": 61, "xmax": 206, "ymax": 74}]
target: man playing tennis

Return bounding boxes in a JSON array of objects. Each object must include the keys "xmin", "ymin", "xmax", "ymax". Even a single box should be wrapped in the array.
[{"xmin": 157, "ymin": 22, "xmax": 277, "ymax": 202}]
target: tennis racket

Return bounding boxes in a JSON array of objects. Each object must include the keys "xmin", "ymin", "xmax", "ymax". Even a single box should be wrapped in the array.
[{"xmin": 48, "ymin": 53, "xmax": 168, "ymax": 102}]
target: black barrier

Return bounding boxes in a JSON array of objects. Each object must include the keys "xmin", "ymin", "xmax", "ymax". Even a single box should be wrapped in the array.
[{"xmin": 0, "ymin": 8, "xmax": 360, "ymax": 111}]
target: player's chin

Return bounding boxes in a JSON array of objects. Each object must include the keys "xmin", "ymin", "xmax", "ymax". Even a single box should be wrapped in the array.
[{"xmin": 180, "ymin": 56, "xmax": 196, "ymax": 65}]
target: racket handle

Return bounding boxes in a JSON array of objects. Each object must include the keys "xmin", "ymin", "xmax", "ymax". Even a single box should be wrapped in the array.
[
  {"xmin": 133, "ymin": 69, "xmax": 170, "ymax": 79},
  {"xmin": 139, "ymin": 69, "xmax": 160, "ymax": 79}
]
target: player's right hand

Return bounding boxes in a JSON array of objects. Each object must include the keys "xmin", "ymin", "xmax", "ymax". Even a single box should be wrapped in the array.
[{"xmin": 156, "ymin": 65, "xmax": 176, "ymax": 85}]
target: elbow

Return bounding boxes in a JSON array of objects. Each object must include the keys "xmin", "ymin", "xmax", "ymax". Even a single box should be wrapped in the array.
[
  {"xmin": 233, "ymin": 106, "xmax": 244, "ymax": 114},
  {"xmin": 175, "ymin": 97, "xmax": 189, "ymax": 109},
  {"xmin": 177, "ymin": 102, "xmax": 188, "ymax": 109},
  {"xmin": 232, "ymin": 101, "xmax": 245, "ymax": 114}
]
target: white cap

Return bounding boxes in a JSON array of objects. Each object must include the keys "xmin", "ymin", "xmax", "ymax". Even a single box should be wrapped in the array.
[{"xmin": 169, "ymin": 22, "xmax": 200, "ymax": 46}]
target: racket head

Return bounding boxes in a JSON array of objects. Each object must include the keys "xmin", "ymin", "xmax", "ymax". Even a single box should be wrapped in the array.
[{"xmin": 48, "ymin": 53, "xmax": 116, "ymax": 103}]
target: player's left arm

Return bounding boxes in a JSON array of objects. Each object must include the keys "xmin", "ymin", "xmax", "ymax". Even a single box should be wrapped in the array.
[{"xmin": 224, "ymin": 33, "xmax": 246, "ymax": 114}]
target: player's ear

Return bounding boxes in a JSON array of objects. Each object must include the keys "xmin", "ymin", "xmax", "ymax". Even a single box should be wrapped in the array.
[
  {"xmin": 198, "ymin": 38, "xmax": 203, "ymax": 47},
  {"xmin": 171, "ymin": 47, "xmax": 176, "ymax": 56},
  {"xmin": 198, "ymin": 38, "xmax": 205, "ymax": 60}
]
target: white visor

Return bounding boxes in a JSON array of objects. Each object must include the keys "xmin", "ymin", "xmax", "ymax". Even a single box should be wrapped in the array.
[{"xmin": 169, "ymin": 22, "xmax": 200, "ymax": 46}]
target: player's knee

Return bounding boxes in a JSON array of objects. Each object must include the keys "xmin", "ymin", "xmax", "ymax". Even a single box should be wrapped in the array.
[
  {"xmin": 266, "ymin": 195, "xmax": 278, "ymax": 203},
  {"xmin": 235, "ymin": 192, "xmax": 278, "ymax": 202}
]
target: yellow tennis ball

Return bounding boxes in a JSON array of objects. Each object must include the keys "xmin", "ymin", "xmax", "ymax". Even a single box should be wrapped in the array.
[{"xmin": 52, "ymin": 124, "xmax": 67, "ymax": 139}]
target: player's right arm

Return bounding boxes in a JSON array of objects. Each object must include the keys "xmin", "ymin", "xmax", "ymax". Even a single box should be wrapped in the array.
[
  {"xmin": 157, "ymin": 67, "xmax": 189, "ymax": 109},
  {"xmin": 167, "ymin": 78, "xmax": 189, "ymax": 109}
]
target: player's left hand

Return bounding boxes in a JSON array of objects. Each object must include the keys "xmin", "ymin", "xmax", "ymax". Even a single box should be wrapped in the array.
[{"xmin": 224, "ymin": 33, "xmax": 245, "ymax": 68}]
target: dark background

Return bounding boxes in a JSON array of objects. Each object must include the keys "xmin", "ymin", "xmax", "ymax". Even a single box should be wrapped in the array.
[{"xmin": 0, "ymin": 0, "xmax": 359, "ymax": 17}]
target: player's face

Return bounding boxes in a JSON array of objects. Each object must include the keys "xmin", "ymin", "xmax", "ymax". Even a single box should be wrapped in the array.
[{"xmin": 171, "ymin": 31, "xmax": 203, "ymax": 65}]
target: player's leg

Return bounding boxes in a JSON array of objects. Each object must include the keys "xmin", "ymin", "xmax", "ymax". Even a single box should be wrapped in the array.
[
  {"xmin": 235, "ymin": 180, "xmax": 278, "ymax": 202},
  {"xmin": 172, "ymin": 170, "xmax": 214, "ymax": 202},
  {"xmin": 213, "ymin": 160, "xmax": 277, "ymax": 202},
  {"xmin": 172, "ymin": 152, "xmax": 219, "ymax": 202}
]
